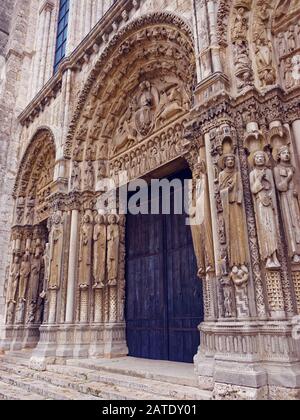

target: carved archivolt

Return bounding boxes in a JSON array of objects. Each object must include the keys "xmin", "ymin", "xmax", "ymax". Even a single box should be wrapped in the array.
[
  {"xmin": 13, "ymin": 128, "xmax": 56, "ymax": 226},
  {"xmin": 64, "ymin": 12, "xmax": 195, "ymax": 166}
]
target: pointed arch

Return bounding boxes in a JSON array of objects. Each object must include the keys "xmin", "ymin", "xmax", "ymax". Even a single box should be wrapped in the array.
[{"xmin": 14, "ymin": 127, "xmax": 56, "ymax": 199}]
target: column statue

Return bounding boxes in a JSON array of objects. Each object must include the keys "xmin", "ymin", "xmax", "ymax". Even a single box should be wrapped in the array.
[
  {"xmin": 219, "ymin": 154, "xmax": 248, "ymax": 269},
  {"xmin": 78, "ymin": 210, "xmax": 93, "ymax": 287},
  {"xmin": 49, "ymin": 211, "xmax": 64, "ymax": 289},
  {"xmin": 190, "ymin": 161, "xmax": 215, "ymax": 276},
  {"xmin": 30, "ymin": 240, "xmax": 42, "ymax": 303},
  {"xmin": 250, "ymin": 151, "xmax": 281, "ymax": 269},
  {"xmin": 107, "ymin": 214, "xmax": 120, "ymax": 286},
  {"xmin": 7, "ymin": 255, "xmax": 21, "ymax": 304},
  {"xmin": 274, "ymin": 146, "xmax": 300, "ymax": 263},
  {"xmin": 93, "ymin": 214, "xmax": 107, "ymax": 289},
  {"xmin": 18, "ymin": 251, "xmax": 31, "ymax": 302}
]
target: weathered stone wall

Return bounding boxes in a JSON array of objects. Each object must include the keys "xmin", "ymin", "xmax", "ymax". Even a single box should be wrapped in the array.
[
  {"xmin": 0, "ymin": 0, "xmax": 14, "ymax": 56},
  {"xmin": 0, "ymin": 0, "xmax": 32, "ymax": 331}
]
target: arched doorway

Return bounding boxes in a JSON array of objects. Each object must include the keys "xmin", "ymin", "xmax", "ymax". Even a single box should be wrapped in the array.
[
  {"xmin": 56, "ymin": 12, "xmax": 204, "ymax": 360},
  {"xmin": 125, "ymin": 167, "xmax": 204, "ymax": 363},
  {"xmin": 4, "ymin": 129, "xmax": 56, "ymax": 350}
]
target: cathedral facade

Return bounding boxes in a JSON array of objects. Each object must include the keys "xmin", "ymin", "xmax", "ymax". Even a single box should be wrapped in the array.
[{"xmin": 0, "ymin": 0, "xmax": 300, "ymax": 400}]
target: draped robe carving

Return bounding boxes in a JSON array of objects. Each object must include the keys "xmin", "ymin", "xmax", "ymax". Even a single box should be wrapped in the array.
[
  {"xmin": 7, "ymin": 256, "xmax": 20, "ymax": 303},
  {"xmin": 219, "ymin": 155, "xmax": 248, "ymax": 269},
  {"xmin": 30, "ymin": 242, "xmax": 42, "ymax": 302},
  {"xmin": 274, "ymin": 146, "xmax": 300, "ymax": 263},
  {"xmin": 19, "ymin": 251, "xmax": 31, "ymax": 301},
  {"xmin": 79, "ymin": 211, "xmax": 93, "ymax": 287},
  {"xmin": 250, "ymin": 151, "xmax": 280, "ymax": 269},
  {"xmin": 107, "ymin": 215, "xmax": 120, "ymax": 286},
  {"xmin": 190, "ymin": 162, "xmax": 215, "ymax": 275},
  {"xmin": 93, "ymin": 214, "xmax": 107, "ymax": 288},
  {"xmin": 49, "ymin": 212, "xmax": 64, "ymax": 289}
]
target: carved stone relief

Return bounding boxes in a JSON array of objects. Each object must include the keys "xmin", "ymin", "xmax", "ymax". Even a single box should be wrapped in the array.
[
  {"xmin": 231, "ymin": 1, "xmax": 254, "ymax": 92},
  {"xmin": 218, "ymin": 153, "xmax": 249, "ymax": 270},
  {"xmin": 250, "ymin": 151, "xmax": 281, "ymax": 269},
  {"xmin": 274, "ymin": 145, "xmax": 300, "ymax": 263},
  {"xmin": 78, "ymin": 210, "xmax": 93, "ymax": 289},
  {"xmin": 109, "ymin": 122, "xmax": 186, "ymax": 186},
  {"xmin": 48, "ymin": 211, "xmax": 64, "ymax": 290}
]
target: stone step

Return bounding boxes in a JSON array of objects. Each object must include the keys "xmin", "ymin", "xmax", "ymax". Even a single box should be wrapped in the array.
[
  {"xmin": 8, "ymin": 350, "xmax": 33, "ymax": 360},
  {"xmin": 0, "ymin": 381, "xmax": 47, "ymax": 400},
  {"xmin": 0, "ymin": 362, "xmax": 168, "ymax": 400},
  {"xmin": 1, "ymin": 354, "xmax": 31, "ymax": 368},
  {"xmin": 66, "ymin": 358, "xmax": 198, "ymax": 388},
  {"xmin": 0, "ymin": 369, "xmax": 101, "ymax": 400},
  {"xmin": 47, "ymin": 364, "xmax": 210, "ymax": 400}
]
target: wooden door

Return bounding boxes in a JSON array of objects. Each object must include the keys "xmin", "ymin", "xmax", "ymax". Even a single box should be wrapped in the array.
[{"xmin": 125, "ymin": 170, "xmax": 203, "ymax": 363}]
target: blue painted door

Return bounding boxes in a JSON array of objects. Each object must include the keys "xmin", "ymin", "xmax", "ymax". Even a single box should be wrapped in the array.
[{"xmin": 125, "ymin": 170, "xmax": 203, "ymax": 363}]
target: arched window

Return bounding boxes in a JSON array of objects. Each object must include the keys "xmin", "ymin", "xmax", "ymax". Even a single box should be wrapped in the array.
[{"xmin": 54, "ymin": 0, "xmax": 69, "ymax": 73}]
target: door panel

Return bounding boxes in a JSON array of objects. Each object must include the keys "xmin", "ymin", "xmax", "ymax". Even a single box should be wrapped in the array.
[
  {"xmin": 126, "ymin": 171, "xmax": 203, "ymax": 363},
  {"xmin": 126, "ymin": 211, "xmax": 168, "ymax": 360},
  {"xmin": 166, "ymin": 188, "xmax": 203, "ymax": 363}
]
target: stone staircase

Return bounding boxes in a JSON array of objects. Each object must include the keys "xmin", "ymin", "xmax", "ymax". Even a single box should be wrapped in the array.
[{"xmin": 0, "ymin": 352, "xmax": 211, "ymax": 400}]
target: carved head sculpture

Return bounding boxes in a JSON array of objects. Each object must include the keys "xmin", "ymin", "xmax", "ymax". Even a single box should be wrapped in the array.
[
  {"xmin": 83, "ymin": 211, "xmax": 93, "ymax": 224},
  {"xmin": 52, "ymin": 211, "xmax": 62, "ymax": 226},
  {"xmin": 253, "ymin": 150, "xmax": 269, "ymax": 168},
  {"xmin": 219, "ymin": 153, "xmax": 236, "ymax": 170},
  {"xmin": 108, "ymin": 214, "xmax": 118, "ymax": 225},
  {"xmin": 98, "ymin": 162, "xmax": 107, "ymax": 179},
  {"xmin": 34, "ymin": 239, "xmax": 42, "ymax": 257},
  {"xmin": 13, "ymin": 255, "xmax": 20, "ymax": 265},
  {"xmin": 277, "ymin": 145, "xmax": 291, "ymax": 163},
  {"xmin": 23, "ymin": 251, "xmax": 30, "ymax": 262},
  {"xmin": 95, "ymin": 213, "xmax": 106, "ymax": 225}
]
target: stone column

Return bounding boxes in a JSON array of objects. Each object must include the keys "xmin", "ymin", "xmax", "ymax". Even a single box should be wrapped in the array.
[
  {"xmin": 192, "ymin": 0, "xmax": 211, "ymax": 82},
  {"xmin": 47, "ymin": 287, "xmax": 58, "ymax": 324},
  {"xmin": 37, "ymin": 2, "xmax": 53, "ymax": 91},
  {"xmin": 65, "ymin": 0, "xmax": 79, "ymax": 54},
  {"xmin": 30, "ymin": 10, "xmax": 45, "ymax": 98},
  {"xmin": 207, "ymin": 0, "xmax": 222, "ymax": 73},
  {"xmin": 44, "ymin": 2, "xmax": 58, "ymax": 83}
]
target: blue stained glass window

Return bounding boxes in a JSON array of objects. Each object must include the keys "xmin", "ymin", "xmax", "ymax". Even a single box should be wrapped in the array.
[{"xmin": 54, "ymin": 0, "xmax": 69, "ymax": 73}]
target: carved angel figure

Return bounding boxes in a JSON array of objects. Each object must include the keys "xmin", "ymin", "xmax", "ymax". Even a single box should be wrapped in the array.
[{"xmin": 156, "ymin": 84, "xmax": 187, "ymax": 125}]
